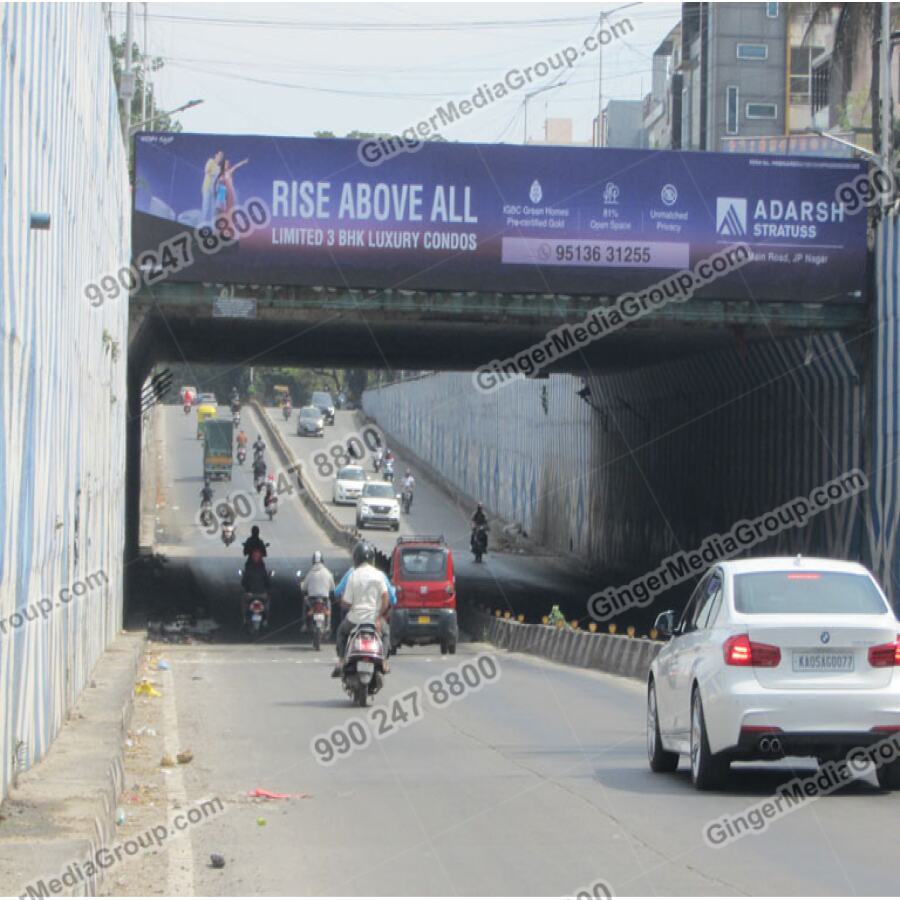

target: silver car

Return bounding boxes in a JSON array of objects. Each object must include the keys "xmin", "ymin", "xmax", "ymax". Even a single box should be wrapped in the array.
[{"xmin": 296, "ymin": 405, "xmax": 324, "ymax": 437}]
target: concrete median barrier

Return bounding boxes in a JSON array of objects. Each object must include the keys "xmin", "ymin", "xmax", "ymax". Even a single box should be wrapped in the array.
[
  {"xmin": 252, "ymin": 401, "xmax": 358, "ymax": 551},
  {"xmin": 460, "ymin": 605, "xmax": 662, "ymax": 681}
]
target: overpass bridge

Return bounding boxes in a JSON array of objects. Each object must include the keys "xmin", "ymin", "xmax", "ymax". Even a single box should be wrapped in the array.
[{"xmin": 125, "ymin": 132, "xmax": 880, "ymax": 597}]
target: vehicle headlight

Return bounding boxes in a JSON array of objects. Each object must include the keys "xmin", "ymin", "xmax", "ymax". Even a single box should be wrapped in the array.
[{"xmin": 361, "ymin": 504, "xmax": 370, "ymax": 514}]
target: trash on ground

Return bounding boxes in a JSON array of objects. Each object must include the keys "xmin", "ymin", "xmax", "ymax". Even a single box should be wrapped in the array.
[
  {"xmin": 135, "ymin": 680, "xmax": 161, "ymax": 697},
  {"xmin": 149, "ymin": 615, "xmax": 220, "ymax": 643},
  {"xmin": 247, "ymin": 788, "xmax": 310, "ymax": 800},
  {"xmin": 209, "ymin": 854, "xmax": 226, "ymax": 869},
  {"xmin": 115, "ymin": 808, "xmax": 126, "ymax": 826},
  {"xmin": 157, "ymin": 660, "xmax": 170, "ymax": 670},
  {"xmin": 160, "ymin": 754, "xmax": 176, "ymax": 768},
  {"xmin": 176, "ymin": 749, "xmax": 194, "ymax": 765},
  {"xmin": 256, "ymin": 817, "xmax": 267, "ymax": 826}
]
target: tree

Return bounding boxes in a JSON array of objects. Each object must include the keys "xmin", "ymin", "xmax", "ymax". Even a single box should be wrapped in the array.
[{"xmin": 110, "ymin": 35, "xmax": 183, "ymax": 137}]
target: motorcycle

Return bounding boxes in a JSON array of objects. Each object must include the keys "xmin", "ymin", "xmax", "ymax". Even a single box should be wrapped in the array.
[
  {"xmin": 199, "ymin": 500, "xmax": 213, "ymax": 527},
  {"xmin": 282, "ymin": 404, "xmax": 292, "ymax": 421},
  {"xmin": 264, "ymin": 493, "xmax": 278, "ymax": 520},
  {"xmin": 341, "ymin": 622, "xmax": 386, "ymax": 707},
  {"xmin": 232, "ymin": 412, "xmax": 241, "ymax": 427},
  {"xmin": 471, "ymin": 524, "xmax": 488, "ymax": 563},
  {"xmin": 401, "ymin": 488, "xmax": 413, "ymax": 514},
  {"xmin": 236, "ymin": 446, "xmax": 246, "ymax": 466},
  {"xmin": 373, "ymin": 452, "xmax": 383, "ymax": 473},
  {"xmin": 238, "ymin": 566, "xmax": 274, "ymax": 637},
  {"xmin": 221, "ymin": 521, "xmax": 235, "ymax": 546},
  {"xmin": 183, "ymin": 402, "xmax": 191, "ymax": 415},
  {"xmin": 383, "ymin": 461, "xmax": 394, "ymax": 484},
  {"xmin": 253, "ymin": 468, "xmax": 267, "ymax": 493}
]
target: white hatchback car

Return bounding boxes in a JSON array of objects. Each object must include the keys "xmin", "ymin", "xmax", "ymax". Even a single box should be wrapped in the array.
[{"xmin": 647, "ymin": 556, "xmax": 900, "ymax": 790}]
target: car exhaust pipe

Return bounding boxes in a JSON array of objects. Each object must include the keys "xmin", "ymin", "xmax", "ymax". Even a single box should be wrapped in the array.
[
  {"xmin": 769, "ymin": 737, "xmax": 782, "ymax": 755},
  {"xmin": 759, "ymin": 737, "xmax": 771, "ymax": 753}
]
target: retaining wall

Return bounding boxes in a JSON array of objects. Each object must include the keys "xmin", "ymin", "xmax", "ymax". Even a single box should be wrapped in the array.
[
  {"xmin": 363, "ymin": 332, "xmax": 864, "ymax": 586},
  {"xmin": 0, "ymin": 5, "xmax": 130, "ymax": 800}
]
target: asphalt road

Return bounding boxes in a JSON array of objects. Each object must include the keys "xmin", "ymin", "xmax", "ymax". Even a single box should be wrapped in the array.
[{"xmin": 145, "ymin": 404, "xmax": 900, "ymax": 896}]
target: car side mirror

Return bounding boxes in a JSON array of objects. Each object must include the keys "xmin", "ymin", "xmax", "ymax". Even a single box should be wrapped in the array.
[
  {"xmin": 654, "ymin": 610, "xmax": 676, "ymax": 638},
  {"xmin": 237, "ymin": 569, "xmax": 243, "ymax": 577},
  {"xmin": 295, "ymin": 569, "xmax": 303, "ymax": 578}
]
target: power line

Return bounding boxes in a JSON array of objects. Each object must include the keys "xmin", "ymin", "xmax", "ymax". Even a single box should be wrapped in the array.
[{"xmin": 111, "ymin": 7, "xmax": 641, "ymax": 32}]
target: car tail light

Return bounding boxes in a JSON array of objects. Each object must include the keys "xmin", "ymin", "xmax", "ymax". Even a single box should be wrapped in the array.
[
  {"xmin": 868, "ymin": 637, "xmax": 900, "ymax": 667},
  {"xmin": 250, "ymin": 600, "xmax": 264, "ymax": 613},
  {"xmin": 871, "ymin": 725, "xmax": 900, "ymax": 733},
  {"xmin": 723, "ymin": 634, "xmax": 781, "ymax": 667},
  {"xmin": 354, "ymin": 636, "xmax": 379, "ymax": 653}
]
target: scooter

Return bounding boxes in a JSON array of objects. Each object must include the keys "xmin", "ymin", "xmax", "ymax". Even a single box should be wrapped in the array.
[
  {"xmin": 232, "ymin": 412, "xmax": 241, "ymax": 427},
  {"xmin": 244, "ymin": 593, "xmax": 270, "ymax": 636},
  {"xmin": 341, "ymin": 622, "xmax": 386, "ymax": 707},
  {"xmin": 236, "ymin": 446, "xmax": 247, "ymax": 466},
  {"xmin": 264, "ymin": 493, "xmax": 278, "ymax": 520},
  {"xmin": 401, "ymin": 488, "xmax": 413, "ymax": 514},
  {"xmin": 471, "ymin": 524, "xmax": 488, "ymax": 563},
  {"xmin": 282, "ymin": 404, "xmax": 292, "ymax": 421},
  {"xmin": 199, "ymin": 500, "xmax": 213, "ymax": 527}
]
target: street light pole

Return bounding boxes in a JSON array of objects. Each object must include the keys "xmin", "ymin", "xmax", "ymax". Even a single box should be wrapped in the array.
[
  {"xmin": 880, "ymin": 0, "xmax": 893, "ymax": 176},
  {"xmin": 522, "ymin": 82, "xmax": 568, "ymax": 144},
  {"xmin": 122, "ymin": 3, "xmax": 134, "ymax": 141}
]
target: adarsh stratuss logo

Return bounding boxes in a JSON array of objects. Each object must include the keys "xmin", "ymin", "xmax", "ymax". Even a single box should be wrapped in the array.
[
  {"xmin": 529, "ymin": 180, "xmax": 543, "ymax": 204},
  {"xmin": 716, "ymin": 197, "xmax": 747, "ymax": 236}
]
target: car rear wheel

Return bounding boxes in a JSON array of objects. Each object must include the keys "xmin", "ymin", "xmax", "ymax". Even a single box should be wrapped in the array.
[
  {"xmin": 440, "ymin": 641, "xmax": 448, "ymax": 655},
  {"xmin": 448, "ymin": 642, "xmax": 456, "ymax": 655},
  {"xmin": 690, "ymin": 690, "xmax": 729, "ymax": 790},
  {"xmin": 647, "ymin": 681, "xmax": 679, "ymax": 773},
  {"xmin": 876, "ymin": 757, "xmax": 900, "ymax": 790}
]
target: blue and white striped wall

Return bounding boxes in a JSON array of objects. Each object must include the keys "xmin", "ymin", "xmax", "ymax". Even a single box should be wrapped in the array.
[
  {"xmin": 0, "ymin": 4, "xmax": 129, "ymax": 800},
  {"xmin": 364, "ymin": 331, "xmax": 864, "ymax": 587},
  {"xmin": 869, "ymin": 213, "xmax": 900, "ymax": 602}
]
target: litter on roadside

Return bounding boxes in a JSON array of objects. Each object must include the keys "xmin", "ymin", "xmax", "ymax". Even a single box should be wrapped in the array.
[
  {"xmin": 176, "ymin": 749, "xmax": 194, "ymax": 764},
  {"xmin": 135, "ymin": 680, "xmax": 161, "ymax": 697},
  {"xmin": 160, "ymin": 754, "xmax": 176, "ymax": 768},
  {"xmin": 247, "ymin": 788, "xmax": 312, "ymax": 800}
]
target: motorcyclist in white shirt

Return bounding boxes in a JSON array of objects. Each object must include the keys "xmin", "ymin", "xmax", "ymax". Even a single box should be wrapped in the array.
[
  {"xmin": 332, "ymin": 541, "xmax": 390, "ymax": 677},
  {"xmin": 402, "ymin": 469, "xmax": 416, "ymax": 510},
  {"xmin": 301, "ymin": 550, "xmax": 335, "ymax": 632}
]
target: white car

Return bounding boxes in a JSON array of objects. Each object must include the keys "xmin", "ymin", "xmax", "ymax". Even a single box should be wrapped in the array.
[
  {"xmin": 356, "ymin": 481, "xmax": 400, "ymax": 531},
  {"xmin": 333, "ymin": 465, "xmax": 367, "ymax": 505},
  {"xmin": 647, "ymin": 556, "xmax": 900, "ymax": 790}
]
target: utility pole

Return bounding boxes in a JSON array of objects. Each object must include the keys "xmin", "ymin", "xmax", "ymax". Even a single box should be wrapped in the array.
[
  {"xmin": 141, "ymin": 3, "xmax": 148, "ymax": 126},
  {"xmin": 880, "ymin": 0, "xmax": 892, "ymax": 175},
  {"xmin": 596, "ymin": 13, "xmax": 605, "ymax": 146},
  {"xmin": 121, "ymin": 3, "xmax": 135, "ymax": 142}
]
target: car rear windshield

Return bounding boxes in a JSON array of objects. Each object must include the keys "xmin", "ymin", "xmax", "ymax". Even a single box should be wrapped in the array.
[
  {"xmin": 363, "ymin": 483, "xmax": 394, "ymax": 499},
  {"xmin": 399, "ymin": 548, "xmax": 447, "ymax": 580},
  {"xmin": 300, "ymin": 407, "xmax": 319, "ymax": 418},
  {"xmin": 312, "ymin": 392, "xmax": 332, "ymax": 405},
  {"xmin": 734, "ymin": 571, "xmax": 888, "ymax": 615}
]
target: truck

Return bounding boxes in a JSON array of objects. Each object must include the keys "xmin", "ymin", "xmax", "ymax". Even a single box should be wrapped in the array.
[{"xmin": 203, "ymin": 419, "xmax": 233, "ymax": 481}]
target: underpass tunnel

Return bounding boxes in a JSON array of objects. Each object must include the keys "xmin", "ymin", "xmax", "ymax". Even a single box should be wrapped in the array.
[{"xmin": 124, "ymin": 314, "xmax": 876, "ymax": 636}]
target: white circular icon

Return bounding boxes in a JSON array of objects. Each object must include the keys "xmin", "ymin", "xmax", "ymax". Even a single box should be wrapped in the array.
[{"xmin": 661, "ymin": 183, "xmax": 678, "ymax": 206}]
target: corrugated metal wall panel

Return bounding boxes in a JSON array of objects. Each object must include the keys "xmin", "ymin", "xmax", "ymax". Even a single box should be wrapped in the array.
[
  {"xmin": 0, "ymin": 3, "xmax": 129, "ymax": 800},
  {"xmin": 364, "ymin": 330, "xmax": 864, "ymax": 582}
]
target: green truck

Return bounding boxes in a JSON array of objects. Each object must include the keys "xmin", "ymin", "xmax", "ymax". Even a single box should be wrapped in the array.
[{"xmin": 203, "ymin": 419, "xmax": 234, "ymax": 481}]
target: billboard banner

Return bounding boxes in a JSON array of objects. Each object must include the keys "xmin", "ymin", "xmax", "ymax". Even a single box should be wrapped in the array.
[{"xmin": 133, "ymin": 132, "xmax": 867, "ymax": 302}]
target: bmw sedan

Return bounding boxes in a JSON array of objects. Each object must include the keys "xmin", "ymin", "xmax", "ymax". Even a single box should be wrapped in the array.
[
  {"xmin": 647, "ymin": 556, "xmax": 900, "ymax": 790},
  {"xmin": 333, "ymin": 465, "xmax": 367, "ymax": 505}
]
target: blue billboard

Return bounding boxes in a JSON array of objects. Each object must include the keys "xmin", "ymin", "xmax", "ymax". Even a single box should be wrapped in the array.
[{"xmin": 132, "ymin": 132, "xmax": 867, "ymax": 302}]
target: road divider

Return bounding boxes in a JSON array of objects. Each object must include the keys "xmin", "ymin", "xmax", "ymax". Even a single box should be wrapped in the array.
[
  {"xmin": 460, "ymin": 606, "xmax": 661, "ymax": 680},
  {"xmin": 251, "ymin": 401, "xmax": 358, "ymax": 550}
]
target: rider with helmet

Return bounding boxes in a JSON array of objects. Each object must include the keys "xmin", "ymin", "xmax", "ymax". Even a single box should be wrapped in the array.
[
  {"xmin": 332, "ymin": 541, "xmax": 391, "ymax": 677},
  {"xmin": 301, "ymin": 550, "xmax": 335, "ymax": 632}
]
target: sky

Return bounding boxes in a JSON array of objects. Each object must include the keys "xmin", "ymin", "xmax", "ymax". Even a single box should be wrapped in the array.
[{"xmin": 115, "ymin": 1, "xmax": 682, "ymax": 145}]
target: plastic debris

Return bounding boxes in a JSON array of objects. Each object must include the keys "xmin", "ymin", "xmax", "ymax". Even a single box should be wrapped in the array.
[
  {"xmin": 160, "ymin": 754, "xmax": 176, "ymax": 768},
  {"xmin": 115, "ymin": 808, "xmax": 126, "ymax": 826},
  {"xmin": 124, "ymin": 738, "xmax": 134, "ymax": 749},
  {"xmin": 157, "ymin": 660, "xmax": 170, "ymax": 670},
  {"xmin": 256, "ymin": 817, "xmax": 267, "ymax": 826},
  {"xmin": 176, "ymin": 750, "xmax": 194, "ymax": 765},
  {"xmin": 135, "ymin": 680, "xmax": 161, "ymax": 697},
  {"xmin": 247, "ymin": 789, "xmax": 310, "ymax": 800},
  {"xmin": 210, "ymin": 854, "xmax": 226, "ymax": 869}
]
